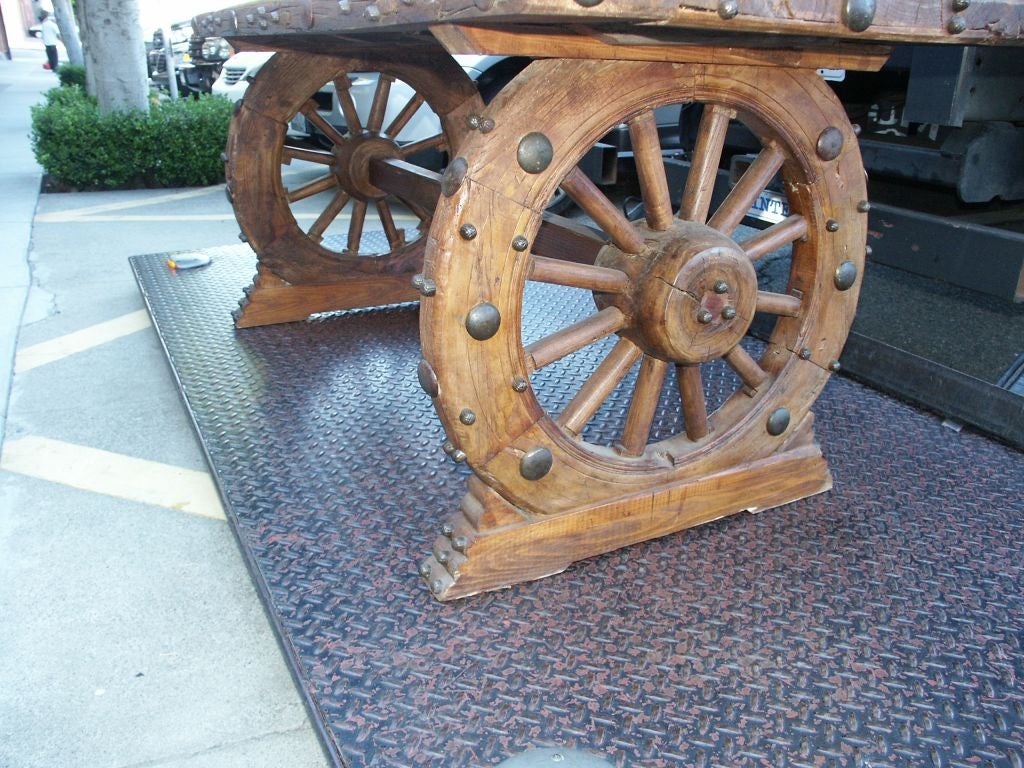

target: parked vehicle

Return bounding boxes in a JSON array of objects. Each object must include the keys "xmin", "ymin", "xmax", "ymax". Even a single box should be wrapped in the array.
[{"xmin": 150, "ymin": 23, "xmax": 231, "ymax": 97}]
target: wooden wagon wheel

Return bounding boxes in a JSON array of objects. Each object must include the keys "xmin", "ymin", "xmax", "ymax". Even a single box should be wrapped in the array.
[
  {"xmin": 227, "ymin": 50, "xmax": 482, "ymax": 325},
  {"xmin": 419, "ymin": 59, "xmax": 868, "ymax": 599}
]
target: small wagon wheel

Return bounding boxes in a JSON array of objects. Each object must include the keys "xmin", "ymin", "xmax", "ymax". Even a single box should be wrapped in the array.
[
  {"xmin": 421, "ymin": 59, "xmax": 867, "ymax": 520},
  {"xmin": 227, "ymin": 50, "xmax": 482, "ymax": 285}
]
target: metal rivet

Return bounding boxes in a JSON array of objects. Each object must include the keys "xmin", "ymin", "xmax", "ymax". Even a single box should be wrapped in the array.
[
  {"xmin": 952, "ymin": 0, "xmax": 969, "ymax": 10},
  {"xmin": 948, "ymin": 15, "xmax": 966, "ymax": 34},
  {"xmin": 512, "ymin": 376, "xmax": 529, "ymax": 392},
  {"xmin": 459, "ymin": 223, "xmax": 478, "ymax": 240},
  {"xmin": 465, "ymin": 303, "xmax": 501, "ymax": 340},
  {"xmin": 451, "ymin": 449, "xmax": 467, "ymax": 463},
  {"xmin": 467, "ymin": 115, "xmax": 481, "ymax": 130},
  {"xmin": 857, "ymin": 200, "xmax": 871, "ymax": 213},
  {"xmin": 417, "ymin": 359, "xmax": 439, "ymax": 397},
  {"xmin": 441, "ymin": 523, "xmax": 454, "ymax": 536},
  {"xmin": 459, "ymin": 409, "xmax": 476, "ymax": 425},
  {"xmin": 270, "ymin": 10, "xmax": 279, "ymax": 21},
  {"xmin": 452, "ymin": 535, "xmax": 469, "ymax": 552},
  {"xmin": 219, "ymin": 151, "xmax": 228, "ymax": 163},
  {"xmin": 436, "ymin": 550, "xmax": 449, "ymax": 564},
  {"xmin": 766, "ymin": 407, "xmax": 791, "ymax": 436},
  {"xmin": 829, "ymin": 360, "xmax": 842, "ymax": 373},
  {"xmin": 441, "ymin": 440, "xmax": 455, "ymax": 455},
  {"xmin": 511, "ymin": 236, "xmax": 529, "ymax": 252},
  {"xmin": 841, "ymin": 0, "xmax": 876, "ymax": 32},
  {"xmin": 718, "ymin": 0, "xmax": 738, "ymax": 19},
  {"xmin": 575, "ymin": 0, "xmax": 603, "ymax": 6},
  {"xmin": 520, "ymin": 447, "xmax": 553, "ymax": 481},
  {"xmin": 473, "ymin": 0, "xmax": 493, "ymax": 9},
  {"xmin": 441, "ymin": 157, "xmax": 468, "ymax": 197},
  {"xmin": 834, "ymin": 260, "xmax": 858, "ymax": 290},
  {"xmin": 419, "ymin": 562, "xmax": 431, "ymax": 577},
  {"xmin": 517, "ymin": 132, "xmax": 553, "ymax": 174},
  {"xmin": 713, "ymin": 280, "xmax": 729, "ymax": 294},
  {"xmin": 478, "ymin": 118, "xmax": 495, "ymax": 133},
  {"xmin": 411, "ymin": 273, "xmax": 436, "ymax": 297},
  {"xmin": 238, "ymin": 232, "xmax": 248, "ymax": 243},
  {"xmin": 816, "ymin": 126, "xmax": 844, "ymax": 161},
  {"xmin": 338, "ymin": 0, "xmax": 351, "ymax": 12},
  {"xmin": 365, "ymin": 4, "xmax": 381, "ymax": 19},
  {"xmin": 697, "ymin": 309, "xmax": 714, "ymax": 324},
  {"xmin": 865, "ymin": 245, "xmax": 873, "ymax": 257},
  {"xmin": 431, "ymin": 579, "xmax": 443, "ymax": 593},
  {"xmin": 224, "ymin": 185, "xmax": 234, "ymax": 204},
  {"xmin": 826, "ymin": 219, "xmax": 840, "ymax": 232},
  {"xmin": 799, "ymin": 347, "xmax": 812, "ymax": 360},
  {"xmin": 721, "ymin": 306, "xmax": 737, "ymax": 320}
]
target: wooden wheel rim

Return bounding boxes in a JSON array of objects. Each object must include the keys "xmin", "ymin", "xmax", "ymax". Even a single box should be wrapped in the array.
[
  {"xmin": 227, "ymin": 51, "xmax": 482, "ymax": 284},
  {"xmin": 422, "ymin": 60, "xmax": 866, "ymax": 517}
]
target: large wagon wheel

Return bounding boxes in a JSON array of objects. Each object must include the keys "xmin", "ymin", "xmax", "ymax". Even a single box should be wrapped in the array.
[
  {"xmin": 419, "ymin": 59, "xmax": 867, "ymax": 599},
  {"xmin": 227, "ymin": 50, "xmax": 482, "ymax": 325}
]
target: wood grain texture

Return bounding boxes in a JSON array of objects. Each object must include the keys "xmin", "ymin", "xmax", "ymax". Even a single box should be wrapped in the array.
[
  {"xmin": 234, "ymin": 269, "xmax": 419, "ymax": 327},
  {"xmin": 196, "ymin": 1, "xmax": 1024, "ymax": 51}
]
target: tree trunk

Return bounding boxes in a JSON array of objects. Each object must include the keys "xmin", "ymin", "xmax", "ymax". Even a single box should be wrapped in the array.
[
  {"xmin": 78, "ymin": 0, "xmax": 149, "ymax": 114},
  {"xmin": 52, "ymin": 0, "xmax": 83, "ymax": 67}
]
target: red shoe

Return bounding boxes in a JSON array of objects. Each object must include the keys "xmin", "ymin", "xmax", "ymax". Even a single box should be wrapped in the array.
[{"xmin": 43, "ymin": 62, "xmax": 51, "ymax": 70}]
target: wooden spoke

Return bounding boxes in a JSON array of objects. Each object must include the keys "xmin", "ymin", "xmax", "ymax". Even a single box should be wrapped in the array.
[
  {"xmin": 376, "ymin": 199, "xmax": 404, "ymax": 249},
  {"xmin": 307, "ymin": 190, "xmax": 350, "ymax": 242},
  {"xmin": 724, "ymin": 345, "xmax": 769, "ymax": 391},
  {"xmin": 301, "ymin": 101, "xmax": 349, "ymax": 146},
  {"xmin": 533, "ymin": 214, "xmax": 608, "ymax": 266},
  {"xmin": 332, "ymin": 77, "xmax": 362, "ymax": 134},
  {"xmin": 756, "ymin": 290, "xmax": 802, "ymax": 317},
  {"xmin": 368, "ymin": 157, "xmax": 441, "ymax": 215},
  {"xmin": 677, "ymin": 364, "xmax": 709, "ymax": 441},
  {"xmin": 529, "ymin": 256, "xmax": 629, "ymax": 293},
  {"xmin": 620, "ymin": 356, "xmax": 669, "ymax": 455},
  {"xmin": 560, "ymin": 167, "xmax": 646, "ymax": 254},
  {"xmin": 346, "ymin": 199, "xmax": 368, "ymax": 253},
  {"xmin": 708, "ymin": 143, "xmax": 785, "ymax": 235},
  {"xmin": 385, "ymin": 92, "xmax": 425, "ymax": 138},
  {"xmin": 286, "ymin": 173, "xmax": 338, "ymax": 203},
  {"xmin": 627, "ymin": 109, "xmax": 673, "ymax": 231},
  {"xmin": 367, "ymin": 74, "xmax": 395, "ymax": 133},
  {"xmin": 679, "ymin": 104, "xmax": 732, "ymax": 223},
  {"xmin": 399, "ymin": 133, "xmax": 447, "ymax": 158},
  {"xmin": 525, "ymin": 306, "xmax": 627, "ymax": 372},
  {"xmin": 558, "ymin": 339, "xmax": 643, "ymax": 435},
  {"xmin": 283, "ymin": 145, "xmax": 335, "ymax": 166},
  {"xmin": 741, "ymin": 214, "xmax": 807, "ymax": 261}
]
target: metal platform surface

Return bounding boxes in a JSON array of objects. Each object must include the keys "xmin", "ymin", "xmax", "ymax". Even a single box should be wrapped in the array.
[{"xmin": 132, "ymin": 246, "xmax": 1024, "ymax": 768}]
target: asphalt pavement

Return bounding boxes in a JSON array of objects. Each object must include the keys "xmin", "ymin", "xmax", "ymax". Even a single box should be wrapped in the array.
[{"xmin": 0, "ymin": 48, "xmax": 328, "ymax": 768}]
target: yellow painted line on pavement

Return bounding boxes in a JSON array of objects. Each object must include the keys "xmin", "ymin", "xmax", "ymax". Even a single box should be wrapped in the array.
[
  {"xmin": 15, "ymin": 310, "xmax": 152, "ymax": 373},
  {"xmin": 0, "ymin": 436, "xmax": 226, "ymax": 521},
  {"xmin": 35, "ymin": 185, "xmax": 223, "ymax": 223}
]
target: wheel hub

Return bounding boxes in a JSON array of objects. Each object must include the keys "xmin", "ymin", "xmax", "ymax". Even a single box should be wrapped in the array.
[
  {"xmin": 331, "ymin": 130, "xmax": 401, "ymax": 201},
  {"xmin": 600, "ymin": 221, "xmax": 757, "ymax": 365}
]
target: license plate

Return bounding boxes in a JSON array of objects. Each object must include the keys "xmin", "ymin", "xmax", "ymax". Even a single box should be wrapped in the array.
[{"xmin": 747, "ymin": 189, "xmax": 790, "ymax": 225}]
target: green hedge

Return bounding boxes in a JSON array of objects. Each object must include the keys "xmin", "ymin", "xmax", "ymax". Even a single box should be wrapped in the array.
[
  {"xmin": 30, "ymin": 86, "xmax": 234, "ymax": 189},
  {"xmin": 56, "ymin": 63, "xmax": 86, "ymax": 89}
]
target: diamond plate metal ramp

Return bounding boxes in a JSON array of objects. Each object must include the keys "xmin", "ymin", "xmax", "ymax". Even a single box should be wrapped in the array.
[{"xmin": 132, "ymin": 246, "xmax": 1024, "ymax": 768}]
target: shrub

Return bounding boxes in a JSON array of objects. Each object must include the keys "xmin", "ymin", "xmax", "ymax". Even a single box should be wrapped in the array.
[
  {"xmin": 30, "ymin": 87, "xmax": 234, "ymax": 189},
  {"xmin": 56, "ymin": 63, "xmax": 86, "ymax": 89}
]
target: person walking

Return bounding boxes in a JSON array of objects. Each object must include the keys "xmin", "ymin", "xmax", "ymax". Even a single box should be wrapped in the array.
[{"xmin": 39, "ymin": 11, "xmax": 60, "ymax": 72}]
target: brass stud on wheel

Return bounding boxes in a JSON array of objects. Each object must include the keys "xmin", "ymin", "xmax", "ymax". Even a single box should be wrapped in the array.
[
  {"xmin": 465, "ymin": 302, "xmax": 502, "ymax": 340},
  {"xmin": 816, "ymin": 127, "xmax": 844, "ymax": 161},
  {"xmin": 517, "ymin": 132, "xmax": 554, "ymax": 174},
  {"xmin": 417, "ymin": 359, "xmax": 439, "ymax": 397},
  {"xmin": 834, "ymin": 260, "xmax": 858, "ymax": 291},
  {"xmin": 520, "ymin": 447, "xmax": 553, "ymax": 481},
  {"xmin": 766, "ymin": 408, "xmax": 791, "ymax": 436}
]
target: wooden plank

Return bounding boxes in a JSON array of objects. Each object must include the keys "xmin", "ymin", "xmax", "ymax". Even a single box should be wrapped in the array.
[{"xmin": 430, "ymin": 23, "xmax": 892, "ymax": 71}]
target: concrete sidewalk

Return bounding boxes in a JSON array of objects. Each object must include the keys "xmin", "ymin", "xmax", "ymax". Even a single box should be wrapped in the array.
[{"xmin": 0, "ymin": 52, "xmax": 328, "ymax": 768}]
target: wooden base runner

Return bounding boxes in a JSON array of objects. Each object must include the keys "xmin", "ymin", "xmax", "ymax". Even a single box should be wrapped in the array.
[
  {"xmin": 234, "ymin": 268, "xmax": 420, "ymax": 328},
  {"xmin": 421, "ymin": 421, "xmax": 832, "ymax": 601}
]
